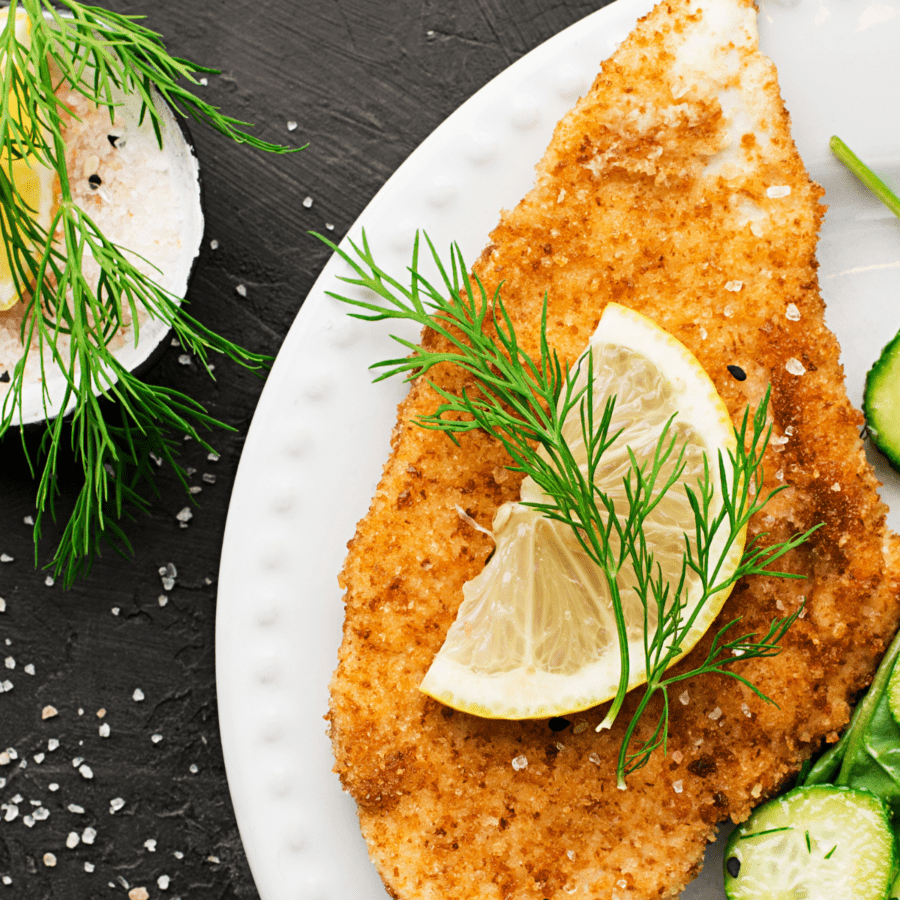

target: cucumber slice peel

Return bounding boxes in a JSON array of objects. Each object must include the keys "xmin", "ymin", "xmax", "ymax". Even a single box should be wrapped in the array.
[
  {"xmin": 723, "ymin": 784, "xmax": 895, "ymax": 900},
  {"xmin": 865, "ymin": 329, "xmax": 900, "ymax": 471}
]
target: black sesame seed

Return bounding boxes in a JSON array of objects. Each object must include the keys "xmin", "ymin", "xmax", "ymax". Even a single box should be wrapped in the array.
[
  {"xmin": 726, "ymin": 856, "xmax": 741, "ymax": 878},
  {"xmin": 0, "ymin": 371, "xmax": 9, "ymax": 383},
  {"xmin": 88, "ymin": 173, "xmax": 102, "ymax": 188},
  {"xmin": 107, "ymin": 134, "xmax": 120, "ymax": 148},
  {"xmin": 727, "ymin": 364, "xmax": 747, "ymax": 382},
  {"xmin": 548, "ymin": 716, "xmax": 571, "ymax": 732}
]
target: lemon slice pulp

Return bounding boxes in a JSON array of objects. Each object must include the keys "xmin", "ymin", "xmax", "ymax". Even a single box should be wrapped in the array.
[
  {"xmin": 419, "ymin": 302, "xmax": 742, "ymax": 719},
  {"xmin": 1, "ymin": 8, "xmax": 57, "ymax": 311}
]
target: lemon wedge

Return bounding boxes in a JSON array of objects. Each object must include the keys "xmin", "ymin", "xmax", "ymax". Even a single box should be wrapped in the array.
[
  {"xmin": 1, "ymin": 7, "xmax": 57, "ymax": 311},
  {"xmin": 419, "ymin": 303, "xmax": 742, "ymax": 719}
]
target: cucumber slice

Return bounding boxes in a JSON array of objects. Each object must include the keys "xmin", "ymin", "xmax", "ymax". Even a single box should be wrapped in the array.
[
  {"xmin": 865, "ymin": 329, "xmax": 900, "ymax": 471},
  {"xmin": 723, "ymin": 784, "xmax": 895, "ymax": 900}
]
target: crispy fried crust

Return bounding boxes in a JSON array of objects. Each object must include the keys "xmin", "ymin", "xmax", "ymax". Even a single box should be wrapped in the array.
[{"xmin": 328, "ymin": 1, "xmax": 900, "ymax": 898}]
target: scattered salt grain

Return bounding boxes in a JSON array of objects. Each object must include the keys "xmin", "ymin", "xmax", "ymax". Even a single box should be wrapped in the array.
[
  {"xmin": 33, "ymin": 807, "xmax": 48, "ymax": 821},
  {"xmin": 67, "ymin": 832, "xmax": 80, "ymax": 849},
  {"xmin": 6, "ymin": 750, "xmax": 16, "ymax": 761},
  {"xmin": 708, "ymin": 706, "xmax": 723, "ymax": 721},
  {"xmin": 177, "ymin": 354, "xmax": 191, "ymax": 366},
  {"xmin": 723, "ymin": 304, "xmax": 735, "ymax": 318},
  {"xmin": 1, "ymin": 876, "xmax": 10, "ymax": 885},
  {"xmin": 23, "ymin": 815, "xmax": 34, "ymax": 827},
  {"xmin": 235, "ymin": 284, "xmax": 247, "ymax": 297},
  {"xmin": 302, "ymin": 196, "xmax": 314, "ymax": 209},
  {"xmin": 209, "ymin": 239, "xmax": 219, "ymax": 250},
  {"xmin": 67, "ymin": 804, "xmax": 85, "ymax": 814},
  {"xmin": 158, "ymin": 874, "xmax": 171, "ymax": 890},
  {"xmin": 679, "ymin": 690, "xmax": 690, "ymax": 706},
  {"xmin": 33, "ymin": 753, "xmax": 44, "ymax": 763},
  {"xmin": 785, "ymin": 357, "xmax": 806, "ymax": 376},
  {"xmin": 724, "ymin": 280, "xmax": 743, "ymax": 292},
  {"xmin": 766, "ymin": 185, "xmax": 791, "ymax": 198},
  {"xmin": 23, "ymin": 515, "xmax": 33, "ymax": 526},
  {"xmin": 0, "ymin": 680, "xmax": 12, "ymax": 692},
  {"xmin": 0, "ymin": 598, "xmax": 4, "ymax": 612},
  {"xmin": 84, "ymin": 862, "xmax": 95, "ymax": 872},
  {"xmin": 110, "ymin": 797, "xmax": 125, "ymax": 813},
  {"xmin": 785, "ymin": 303, "xmax": 800, "ymax": 321},
  {"xmin": 672, "ymin": 750, "xmax": 683, "ymax": 764},
  {"xmin": 1, "ymin": 554, "xmax": 13, "ymax": 563},
  {"xmin": 326, "ymin": 222, "xmax": 335, "ymax": 231},
  {"xmin": 49, "ymin": 783, "xmax": 59, "ymax": 792},
  {"xmin": 832, "ymin": 482, "xmax": 842, "ymax": 492},
  {"xmin": 741, "ymin": 703, "xmax": 752, "ymax": 717},
  {"xmin": 189, "ymin": 764, "xmax": 199, "ymax": 774},
  {"xmin": 158, "ymin": 595, "xmax": 168, "ymax": 607},
  {"xmin": 287, "ymin": 120, "xmax": 298, "ymax": 132},
  {"xmin": 5, "ymin": 657, "xmax": 13, "ymax": 669},
  {"xmin": 111, "ymin": 607, "xmax": 121, "ymax": 616},
  {"xmin": 82, "ymin": 827, "xmax": 97, "ymax": 844},
  {"xmin": 128, "ymin": 888, "xmax": 150, "ymax": 900},
  {"xmin": 751, "ymin": 782, "xmax": 763, "ymax": 798},
  {"xmin": 47, "ymin": 738, "xmax": 59, "ymax": 751},
  {"xmin": 3, "ymin": 805, "xmax": 18, "ymax": 822},
  {"xmin": 189, "ymin": 485, "xmax": 202, "ymax": 495},
  {"xmin": 144, "ymin": 839, "xmax": 157, "ymax": 852},
  {"xmin": 72, "ymin": 756, "xmax": 84, "ymax": 767},
  {"xmin": 43, "ymin": 853, "xmax": 56, "ymax": 867},
  {"xmin": 199, "ymin": 77, "xmax": 208, "ymax": 86},
  {"xmin": 673, "ymin": 780, "xmax": 684, "ymax": 794},
  {"xmin": 202, "ymin": 473, "xmax": 216, "ymax": 484},
  {"xmin": 207, "ymin": 452, "xmax": 219, "ymax": 463},
  {"xmin": 133, "ymin": 688, "xmax": 145, "ymax": 702},
  {"xmin": 24, "ymin": 664, "xmax": 34, "ymax": 675},
  {"xmin": 173, "ymin": 851, "xmax": 184, "ymax": 859},
  {"xmin": 511, "ymin": 755, "xmax": 528, "ymax": 771},
  {"xmin": 207, "ymin": 855, "xmax": 220, "ymax": 864},
  {"xmin": 151, "ymin": 734, "xmax": 163, "ymax": 744},
  {"xmin": 44, "ymin": 575, "xmax": 54, "ymax": 587},
  {"xmin": 159, "ymin": 563, "xmax": 177, "ymax": 591},
  {"xmin": 588, "ymin": 752, "xmax": 601, "ymax": 766},
  {"xmin": 176, "ymin": 508, "xmax": 193, "ymax": 524}
]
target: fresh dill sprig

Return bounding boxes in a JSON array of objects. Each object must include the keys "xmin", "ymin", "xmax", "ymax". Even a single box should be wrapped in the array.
[
  {"xmin": 319, "ymin": 229, "xmax": 820, "ymax": 784},
  {"xmin": 614, "ymin": 395, "xmax": 819, "ymax": 783},
  {"xmin": 0, "ymin": 0, "xmax": 298, "ymax": 585}
]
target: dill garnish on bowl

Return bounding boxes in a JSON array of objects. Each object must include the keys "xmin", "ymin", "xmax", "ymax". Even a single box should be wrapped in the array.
[{"xmin": 0, "ymin": 0, "xmax": 300, "ymax": 586}]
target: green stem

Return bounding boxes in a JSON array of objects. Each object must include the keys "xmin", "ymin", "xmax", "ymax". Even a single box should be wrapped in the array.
[{"xmin": 830, "ymin": 135, "xmax": 900, "ymax": 220}]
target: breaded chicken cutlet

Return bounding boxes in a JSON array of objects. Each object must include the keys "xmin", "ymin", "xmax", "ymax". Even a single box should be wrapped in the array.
[{"xmin": 328, "ymin": 0, "xmax": 900, "ymax": 898}]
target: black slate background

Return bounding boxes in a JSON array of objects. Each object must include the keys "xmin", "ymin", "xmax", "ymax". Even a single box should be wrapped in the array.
[{"xmin": 0, "ymin": 1, "xmax": 616, "ymax": 897}]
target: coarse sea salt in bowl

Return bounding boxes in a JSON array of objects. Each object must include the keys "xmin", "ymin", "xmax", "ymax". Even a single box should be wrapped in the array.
[{"xmin": 0, "ymin": 73, "xmax": 205, "ymax": 427}]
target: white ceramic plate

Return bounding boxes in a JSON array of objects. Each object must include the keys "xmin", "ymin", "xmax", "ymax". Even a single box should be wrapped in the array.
[{"xmin": 215, "ymin": 2, "xmax": 900, "ymax": 899}]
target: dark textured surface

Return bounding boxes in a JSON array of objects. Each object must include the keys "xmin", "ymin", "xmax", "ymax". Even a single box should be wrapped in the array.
[{"xmin": 0, "ymin": 1, "xmax": 615, "ymax": 897}]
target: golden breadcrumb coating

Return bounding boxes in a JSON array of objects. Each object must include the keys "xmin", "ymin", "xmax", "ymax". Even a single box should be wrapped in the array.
[{"xmin": 328, "ymin": 1, "xmax": 900, "ymax": 898}]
